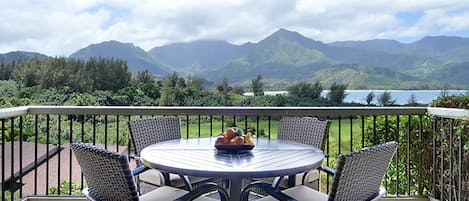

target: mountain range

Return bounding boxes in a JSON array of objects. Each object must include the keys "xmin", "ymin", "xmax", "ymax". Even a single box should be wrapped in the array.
[{"xmin": 2, "ymin": 28, "xmax": 469, "ymax": 90}]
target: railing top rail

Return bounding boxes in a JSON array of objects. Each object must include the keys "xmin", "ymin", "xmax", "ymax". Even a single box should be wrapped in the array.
[
  {"xmin": 3, "ymin": 106, "xmax": 468, "ymax": 120},
  {"xmin": 13, "ymin": 106, "xmax": 428, "ymax": 116},
  {"xmin": 427, "ymin": 107, "xmax": 469, "ymax": 119},
  {"xmin": 0, "ymin": 106, "xmax": 29, "ymax": 119}
]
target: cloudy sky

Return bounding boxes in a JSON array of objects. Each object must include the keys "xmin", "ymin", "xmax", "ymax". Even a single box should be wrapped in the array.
[{"xmin": 1, "ymin": 0, "xmax": 469, "ymax": 56}]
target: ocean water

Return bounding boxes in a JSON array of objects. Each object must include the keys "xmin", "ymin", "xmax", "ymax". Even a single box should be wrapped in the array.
[{"xmin": 244, "ymin": 90, "xmax": 468, "ymax": 105}]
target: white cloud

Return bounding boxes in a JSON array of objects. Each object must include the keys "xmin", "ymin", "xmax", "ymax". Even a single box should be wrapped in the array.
[{"xmin": 1, "ymin": 0, "xmax": 469, "ymax": 56}]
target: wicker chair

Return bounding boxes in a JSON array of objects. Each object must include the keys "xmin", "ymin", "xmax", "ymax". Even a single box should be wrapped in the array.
[
  {"xmin": 71, "ymin": 142, "xmax": 229, "ymax": 201},
  {"xmin": 128, "ymin": 117, "xmax": 208, "ymax": 190},
  {"xmin": 258, "ymin": 116, "xmax": 330, "ymax": 189},
  {"xmin": 241, "ymin": 141, "xmax": 398, "ymax": 201}
]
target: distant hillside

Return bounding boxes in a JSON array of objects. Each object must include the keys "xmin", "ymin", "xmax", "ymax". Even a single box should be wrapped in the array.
[
  {"xmin": 427, "ymin": 61, "xmax": 469, "ymax": 86},
  {"xmin": 330, "ymin": 35, "xmax": 469, "ymax": 62},
  {"xmin": 0, "ymin": 51, "xmax": 48, "ymax": 62},
  {"xmin": 61, "ymin": 29, "xmax": 469, "ymax": 89},
  {"xmin": 148, "ymin": 40, "xmax": 242, "ymax": 73},
  {"xmin": 329, "ymin": 39, "xmax": 405, "ymax": 54},
  {"xmin": 70, "ymin": 40, "xmax": 169, "ymax": 76},
  {"xmin": 169, "ymin": 29, "xmax": 444, "ymax": 87}
]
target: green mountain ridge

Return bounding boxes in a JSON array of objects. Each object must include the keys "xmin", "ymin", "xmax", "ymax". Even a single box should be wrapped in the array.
[
  {"xmin": 69, "ymin": 40, "xmax": 169, "ymax": 76},
  {"xmin": 2, "ymin": 28, "xmax": 469, "ymax": 90},
  {"xmin": 0, "ymin": 51, "xmax": 48, "ymax": 62}
]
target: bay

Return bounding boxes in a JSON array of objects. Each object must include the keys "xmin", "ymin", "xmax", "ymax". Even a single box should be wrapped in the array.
[{"xmin": 244, "ymin": 90, "xmax": 468, "ymax": 105}]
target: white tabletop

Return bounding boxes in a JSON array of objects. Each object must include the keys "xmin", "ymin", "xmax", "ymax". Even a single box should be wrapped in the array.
[{"xmin": 140, "ymin": 137, "xmax": 324, "ymax": 200}]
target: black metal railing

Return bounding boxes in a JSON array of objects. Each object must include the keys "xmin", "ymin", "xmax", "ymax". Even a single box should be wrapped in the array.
[
  {"xmin": 0, "ymin": 106, "xmax": 464, "ymax": 200},
  {"xmin": 427, "ymin": 107, "xmax": 469, "ymax": 201}
]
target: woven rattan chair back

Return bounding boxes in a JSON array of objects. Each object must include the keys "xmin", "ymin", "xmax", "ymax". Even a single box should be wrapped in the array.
[
  {"xmin": 278, "ymin": 117, "xmax": 330, "ymax": 149},
  {"xmin": 328, "ymin": 141, "xmax": 398, "ymax": 201},
  {"xmin": 128, "ymin": 117, "xmax": 181, "ymax": 156},
  {"xmin": 71, "ymin": 142, "xmax": 139, "ymax": 201}
]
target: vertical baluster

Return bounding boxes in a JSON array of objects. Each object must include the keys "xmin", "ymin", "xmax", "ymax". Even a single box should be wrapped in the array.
[
  {"xmin": 448, "ymin": 119, "xmax": 453, "ymax": 201},
  {"xmin": 1, "ymin": 119, "xmax": 4, "ymax": 200},
  {"xmin": 233, "ymin": 115, "xmax": 236, "ymax": 127},
  {"xmin": 198, "ymin": 115, "xmax": 201, "ymax": 138},
  {"xmin": 210, "ymin": 115, "xmax": 213, "ymax": 137},
  {"xmin": 221, "ymin": 115, "xmax": 225, "ymax": 133},
  {"xmin": 104, "ymin": 115, "xmax": 108, "ymax": 149},
  {"xmin": 80, "ymin": 115, "xmax": 84, "ymax": 142},
  {"xmin": 373, "ymin": 115, "xmax": 377, "ymax": 145},
  {"xmin": 268, "ymin": 116, "xmax": 271, "ymax": 139},
  {"xmin": 34, "ymin": 115, "xmax": 38, "ymax": 195},
  {"xmin": 68, "ymin": 115, "xmax": 73, "ymax": 195},
  {"xmin": 439, "ymin": 117, "xmax": 444, "ymax": 199},
  {"xmin": 384, "ymin": 115, "xmax": 388, "ymax": 191},
  {"xmin": 349, "ymin": 116, "xmax": 352, "ymax": 152},
  {"xmin": 57, "ymin": 115, "xmax": 61, "ymax": 195},
  {"xmin": 396, "ymin": 115, "xmax": 400, "ymax": 196},
  {"xmin": 256, "ymin": 116, "xmax": 259, "ymax": 139},
  {"xmin": 361, "ymin": 116, "xmax": 365, "ymax": 148},
  {"xmin": 458, "ymin": 118, "xmax": 462, "ymax": 201},
  {"xmin": 127, "ymin": 115, "xmax": 131, "ymax": 156},
  {"xmin": 186, "ymin": 115, "xmax": 189, "ymax": 138},
  {"xmin": 407, "ymin": 115, "xmax": 411, "ymax": 196},
  {"xmin": 116, "ymin": 115, "xmax": 120, "ymax": 152},
  {"xmin": 93, "ymin": 115, "xmax": 97, "ymax": 145},
  {"xmin": 338, "ymin": 116, "xmax": 341, "ymax": 155},
  {"xmin": 19, "ymin": 116, "xmax": 24, "ymax": 197},
  {"xmin": 244, "ymin": 115, "xmax": 248, "ymax": 131},
  {"xmin": 46, "ymin": 115, "xmax": 50, "ymax": 195},
  {"xmin": 326, "ymin": 115, "xmax": 330, "ymax": 192},
  {"xmin": 9, "ymin": 118, "xmax": 14, "ymax": 200},
  {"xmin": 384, "ymin": 115, "xmax": 389, "ymax": 141},
  {"xmin": 431, "ymin": 118, "xmax": 436, "ymax": 198},
  {"xmin": 418, "ymin": 115, "xmax": 423, "ymax": 196},
  {"xmin": 80, "ymin": 115, "xmax": 85, "ymax": 191}
]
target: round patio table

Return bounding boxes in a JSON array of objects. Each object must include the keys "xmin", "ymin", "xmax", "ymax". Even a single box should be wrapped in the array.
[{"xmin": 140, "ymin": 137, "xmax": 324, "ymax": 201}]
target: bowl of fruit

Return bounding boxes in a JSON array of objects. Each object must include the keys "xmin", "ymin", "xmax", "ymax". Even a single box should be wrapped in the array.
[{"xmin": 214, "ymin": 127, "xmax": 255, "ymax": 152}]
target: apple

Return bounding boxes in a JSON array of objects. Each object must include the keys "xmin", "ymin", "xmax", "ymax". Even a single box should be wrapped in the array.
[
  {"xmin": 215, "ymin": 135, "xmax": 227, "ymax": 145},
  {"xmin": 229, "ymin": 136, "xmax": 245, "ymax": 145},
  {"xmin": 224, "ymin": 128, "xmax": 235, "ymax": 140}
]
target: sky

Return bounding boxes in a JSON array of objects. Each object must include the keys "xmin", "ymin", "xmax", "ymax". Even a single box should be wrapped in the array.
[{"xmin": 1, "ymin": 0, "xmax": 469, "ymax": 56}]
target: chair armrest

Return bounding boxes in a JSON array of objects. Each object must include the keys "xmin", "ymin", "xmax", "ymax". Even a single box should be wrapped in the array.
[
  {"xmin": 318, "ymin": 166, "xmax": 336, "ymax": 176},
  {"xmin": 128, "ymin": 154, "xmax": 139, "ymax": 160},
  {"xmin": 82, "ymin": 188, "xmax": 97, "ymax": 201},
  {"xmin": 131, "ymin": 165, "xmax": 149, "ymax": 176},
  {"xmin": 272, "ymin": 175, "xmax": 285, "ymax": 189},
  {"xmin": 240, "ymin": 182, "xmax": 297, "ymax": 201},
  {"xmin": 174, "ymin": 182, "xmax": 229, "ymax": 201},
  {"xmin": 178, "ymin": 174, "xmax": 194, "ymax": 191},
  {"xmin": 370, "ymin": 187, "xmax": 387, "ymax": 201}
]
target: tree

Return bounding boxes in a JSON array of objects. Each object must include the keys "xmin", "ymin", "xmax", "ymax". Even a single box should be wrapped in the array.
[
  {"xmin": 216, "ymin": 76, "xmax": 232, "ymax": 105},
  {"xmin": 287, "ymin": 81, "xmax": 322, "ymax": 99},
  {"xmin": 251, "ymin": 74, "xmax": 264, "ymax": 96},
  {"xmin": 134, "ymin": 69, "xmax": 155, "ymax": 85},
  {"xmin": 217, "ymin": 76, "xmax": 232, "ymax": 96},
  {"xmin": 366, "ymin": 91, "xmax": 375, "ymax": 105},
  {"xmin": 378, "ymin": 91, "xmax": 396, "ymax": 106},
  {"xmin": 186, "ymin": 74, "xmax": 205, "ymax": 91},
  {"xmin": 440, "ymin": 83, "xmax": 450, "ymax": 97},
  {"xmin": 159, "ymin": 80, "xmax": 174, "ymax": 106},
  {"xmin": 327, "ymin": 82, "xmax": 348, "ymax": 104},
  {"xmin": 407, "ymin": 94, "xmax": 418, "ymax": 105},
  {"xmin": 232, "ymin": 86, "xmax": 245, "ymax": 95}
]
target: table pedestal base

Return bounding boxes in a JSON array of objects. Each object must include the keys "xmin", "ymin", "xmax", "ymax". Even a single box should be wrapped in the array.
[{"xmin": 227, "ymin": 177, "xmax": 242, "ymax": 201}]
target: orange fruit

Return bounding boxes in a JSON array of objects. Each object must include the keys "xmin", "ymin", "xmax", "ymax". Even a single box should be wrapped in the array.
[{"xmin": 224, "ymin": 128, "xmax": 235, "ymax": 140}]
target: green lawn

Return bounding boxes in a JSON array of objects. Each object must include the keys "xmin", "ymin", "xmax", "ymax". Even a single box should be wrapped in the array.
[{"xmin": 182, "ymin": 117, "xmax": 365, "ymax": 155}]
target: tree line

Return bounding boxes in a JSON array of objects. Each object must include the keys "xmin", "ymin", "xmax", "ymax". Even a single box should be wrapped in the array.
[{"xmin": 0, "ymin": 57, "xmax": 405, "ymax": 108}]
